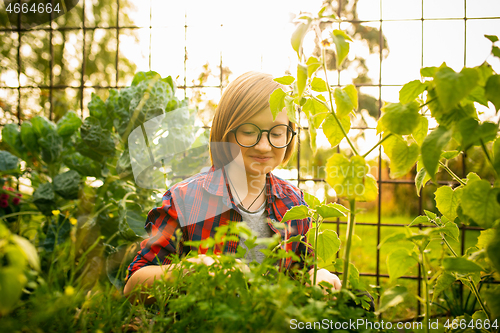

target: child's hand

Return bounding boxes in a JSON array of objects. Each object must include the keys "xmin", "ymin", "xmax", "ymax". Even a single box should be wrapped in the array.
[{"xmin": 307, "ymin": 268, "xmax": 342, "ymax": 293}]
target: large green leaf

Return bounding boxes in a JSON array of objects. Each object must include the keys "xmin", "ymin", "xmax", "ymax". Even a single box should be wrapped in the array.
[
  {"xmin": 315, "ymin": 203, "xmax": 346, "ymax": 219},
  {"xmin": 269, "ymin": 88, "xmax": 286, "ymax": 121},
  {"xmin": 435, "ymin": 186, "xmax": 463, "ymax": 221},
  {"xmin": 20, "ymin": 121, "xmax": 39, "ymax": 153},
  {"xmin": 1, "ymin": 124, "xmax": 24, "ymax": 157},
  {"xmin": 302, "ymin": 96, "xmax": 328, "ymax": 128},
  {"xmin": 412, "ymin": 116, "xmax": 428, "ymax": 146},
  {"xmin": 323, "ymin": 114, "xmax": 351, "ymax": 148},
  {"xmin": 281, "ymin": 205, "xmax": 309, "ymax": 223},
  {"xmin": 56, "ymin": 111, "xmax": 82, "ymax": 137},
  {"xmin": 334, "ymin": 84, "xmax": 358, "ymax": 118},
  {"xmin": 118, "ymin": 203, "xmax": 148, "ymax": 241},
  {"xmin": 38, "ymin": 131, "xmax": 63, "ymax": 165},
  {"xmin": 291, "ymin": 21, "xmax": 310, "ymax": 58},
  {"xmin": 330, "ymin": 29, "xmax": 352, "ymax": 68},
  {"xmin": 493, "ymin": 137, "xmax": 500, "ymax": 176},
  {"xmin": 0, "ymin": 267, "xmax": 27, "ymax": 316},
  {"xmin": 53, "ymin": 170, "xmax": 81, "ymax": 200},
  {"xmin": 387, "ymin": 138, "xmax": 419, "ymax": 178},
  {"xmin": 415, "ymin": 163, "xmax": 431, "ymax": 196},
  {"xmin": 433, "ymin": 64, "xmax": 479, "ymax": 111},
  {"xmin": 387, "ymin": 248, "xmax": 418, "ymax": 282},
  {"xmin": 486, "ymin": 228, "xmax": 500, "ymax": 282},
  {"xmin": 306, "ymin": 228, "xmax": 340, "ymax": 263},
  {"xmin": 0, "ymin": 150, "xmax": 19, "ymax": 172},
  {"xmin": 63, "ymin": 152, "xmax": 102, "ymax": 178},
  {"xmin": 421, "ymin": 126, "xmax": 452, "ymax": 178},
  {"xmin": 325, "ymin": 154, "xmax": 378, "ymax": 201},
  {"xmin": 306, "ymin": 56, "xmax": 321, "ymax": 78},
  {"xmin": 379, "ymin": 101, "xmax": 420, "ymax": 135},
  {"xmin": 296, "ymin": 63, "xmax": 308, "ymax": 98},
  {"xmin": 88, "ymin": 93, "xmax": 107, "ymax": 120},
  {"xmin": 33, "ymin": 182, "xmax": 56, "ymax": 216},
  {"xmin": 485, "ymin": 74, "xmax": 500, "ymax": 112},
  {"xmin": 274, "ymin": 75, "xmax": 295, "ymax": 85},
  {"xmin": 80, "ymin": 116, "xmax": 115, "ymax": 157},
  {"xmin": 11, "ymin": 234, "xmax": 40, "ymax": 271},
  {"xmin": 432, "ymin": 272, "xmax": 456, "ymax": 302},
  {"xmin": 377, "ymin": 285, "xmax": 408, "ymax": 314},
  {"xmin": 40, "ymin": 214, "xmax": 72, "ymax": 252},
  {"xmin": 399, "ymin": 80, "xmax": 427, "ymax": 104},
  {"xmin": 461, "ymin": 179, "xmax": 500, "ymax": 229},
  {"xmin": 457, "ymin": 117, "xmax": 498, "ymax": 150},
  {"xmin": 443, "ymin": 257, "xmax": 483, "ymax": 274},
  {"xmin": 311, "ymin": 77, "xmax": 327, "ymax": 92},
  {"xmin": 303, "ymin": 192, "xmax": 321, "ymax": 209}
]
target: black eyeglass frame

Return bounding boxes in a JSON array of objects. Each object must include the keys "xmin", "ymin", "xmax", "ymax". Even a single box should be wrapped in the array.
[{"xmin": 229, "ymin": 122, "xmax": 297, "ymax": 149}]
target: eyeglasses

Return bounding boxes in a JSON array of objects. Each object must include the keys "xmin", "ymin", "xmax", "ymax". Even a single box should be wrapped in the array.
[{"xmin": 229, "ymin": 123, "xmax": 296, "ymax": 148}]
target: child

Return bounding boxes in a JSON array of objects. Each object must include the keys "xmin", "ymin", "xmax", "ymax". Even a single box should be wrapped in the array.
[{"xmin": 123, "ymin": 71, "xmax": 341, "ymax": 302}]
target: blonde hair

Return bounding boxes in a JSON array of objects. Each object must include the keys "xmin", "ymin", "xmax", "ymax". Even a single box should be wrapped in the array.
[{"xmin": 209, "ymin": 71, "xmax": 296, "ymax": 168}]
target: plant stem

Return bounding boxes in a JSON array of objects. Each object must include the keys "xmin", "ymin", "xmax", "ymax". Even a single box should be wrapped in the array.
[
  {"xmin": 441, "ymin": 234, "xmax": 491, "ymax": 320},
  {"xmin": 0, "ymin": 211, "xmax": 42, "ymax": 221},
  {"xmin": 420, "ymin": 248, "xmax": 430, "ymax": 333},
  {"xmin": 342, "ymin": 199, "xmax": 356, "ymax": 289},
  {"xmin": 313, "ymin": 214, "xmax": 320, "ymax": 286},
  {"xmin": 438, "ymin": 161, "xmax": 466, "ymax": 186},
  {"xmin": 362, "ymin": 134, "xmax": 393, "ymax": 158},
  {"xmin": 320, "ymin": 47, "xmax": 359, "ymax": 156}
]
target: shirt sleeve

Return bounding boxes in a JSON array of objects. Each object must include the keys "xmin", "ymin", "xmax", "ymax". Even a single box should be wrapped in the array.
[{"xmin": 125, "ymin": 189, "xmax": 184, "ymax": 282}]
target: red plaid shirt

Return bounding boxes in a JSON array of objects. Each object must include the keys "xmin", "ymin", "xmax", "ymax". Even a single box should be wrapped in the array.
[{"xmin": 126, "ymin": 165, "xmax": 314, "ymax": 281}]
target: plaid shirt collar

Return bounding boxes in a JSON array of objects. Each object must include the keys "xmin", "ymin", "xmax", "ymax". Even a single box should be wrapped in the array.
[{"xmin": 202, "ymin": 165, "xmax": 286, "ymax": 207}]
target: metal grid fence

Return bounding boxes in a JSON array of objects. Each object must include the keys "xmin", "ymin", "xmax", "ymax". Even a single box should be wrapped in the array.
[{"xmin": 1, "ymin": 0, "xmax": 499, "ymax": 321}]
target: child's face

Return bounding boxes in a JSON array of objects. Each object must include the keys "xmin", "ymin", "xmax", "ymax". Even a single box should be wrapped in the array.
[{"xmin": 228, "ymin": 107, "xmax": 290, "ymax": 178}]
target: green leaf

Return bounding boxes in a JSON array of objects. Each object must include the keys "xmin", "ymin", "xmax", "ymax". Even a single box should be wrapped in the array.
[
  {"xmin": 485, "ymin": 34, "xmax": 499, "ymax": 43},
  {"xmin": 306, "ymin": 228, "xmax": 340, "ymax": 262},
  {"xmin": 379, "ymin": 232, "xmax": 408, "ymax": 248},
  {"xmin": 325, "ymin": 154, "xmax": 378, "ymax": 201},
  {"xmin": 56, "ymin": 111, "xmax": 82, "ymax": 137},
  {"xmin": 424, "ymin": 209, "xmax": 437, "ymax": 220},
  {"xmin": 291, "ymin": 22, "xmax": 310, "ymax": 57},
  {"xmin": 131, "ymin": 71, "xmax": 161, "ymax": 86},
  {"xmin": 457, "ymin": 117, "xmax": 498, "ymax": 150},
  {"xmin": 379, "ymin": 101, "xmax": 420, "ymax": 135},
  {"xmin": 461, "ymin": 179, "xmax": 500, "ymax": 229},
  {"xmin": 377, "ymin": 286, "xmax": 408, "ymax": 314},
  {"xmin": 432, "ymin": 272, "xmax": 456, "ymax": 302},
  {"xmin": 399, "ymin": 80, "xmax": 427, "ymax": 104},
  {"xmin": 31, "ymin": 115, "xmax": 56, "ymax": 139},
  {"xmin": 415, "ymin": 164, "xmax": 431, "ymax": 196},
  {"xmin": 306, "ymin": 56, "xmax": 321, "ymax": 78},
  {"xmin": 118, "ymin": 203, "xmax": 148, "ymax": 241},
  {"xmin": 11, "ymin": 234, "xmax": 40, "ymax": 271},
  {"xmin": 421, "ymin": 66, "xmax": 438, "ymax": 77},
  {"xmin": 442, "ymin": 257, "xmax": 483, "ymax": 273},
  {"xmin": 33, "ymin": 182, "xmax": 56, "ymax": 216},
  {"xmin": 485, "ymin": 74, "xmax": 500, "ymax": 112},
  {"xmin": 274, "ymin": 75, "xmax": 295, "ymax": 85},
  {"xmin": 387, "ymin": 249, "xmax": 418, "ymax": 282},
  {"xmin": 38, "ymin": 131, "xmax": 63, "ymax": 165},
  {"xmin": 20, "ymin": 122, "xmax": 39, "ymax": 153},
  {"xmin": 388, "ymin": 139, "xmax": 419, "ymax": 178},
  {"xmin": 296, "ymin": 63, "xmax": 308, "ymax": 98},
  {"xmin": 484, "ymin": 286, "xmax": 500, "ymax": 322},
  {"xmin": 323, "ymin": 114, "xmax": 351, "ymax": 148},
  {"xmin": 486, "ymin": 227, "xmax": 500, "ymax": 275},
  {"xmin": 316, "ymin": 203, "xmax": 346, "ymax": 219},
  {"xmin": 0, "ymin": 267, "xmax": 27, "ymax": 316},
  {"xmin": 433, "ymin": 64, "xmax": 479, "ymax": 111},
  {"xmin": 41, "ymin": 214, "xmax": 71, "ymax": 252},
  {"xmin": 493, "ymin": 46, "xmax": 500, "ymax": 58},
  {"xmin": 0, "ymin": 150, "xmax": 19, "ymax": 172},
  {"xmin": 408, "ymin": 215, "xmax": 432, "ymax": 227},
  {"xmin": 269, "ymin": 88, "xmax": 287, "ymax": 121},
  {"xmin": 334, "ymin": 84, "xmax": 358, "ymax": 118},
  {"xmin": 412, "ymin": 116, "xmax": 428, "ymax": 146},
  {"xmin": 441, "ymin": 150, "xmax": 460, "ymax": 159},
  {"xmin": 435, "ymin": 186, "xmax": 463, "ymax": 221},
  {"xmin": 284, "ymin": 95, "xmax": 297, "ymax": 124},
  {"xmin": 331, "ymin": 29, "xmax": 352, "ymax": 68},
  {"xmin": 440, "ymin": 221, "xmax": 460, "ymax": 242},
  {"xmin": 421, "ymin": 126, "xmax": 452, "ymax": 179},
  {"xmin": 311, "ymin": 77, "xmax": 327, "ymax": 92},
  {"xmin": 303, "ymin": 192, "xmax": 320, "ymax": 209},
  {"xmin": 80, "ymin": 117, "xmax": 115, "ymax": 157},
  {"xmin": 63, "ymin": 152, "xmax": 102, "ymax": 178},
  {"xmin": 53, "ymin": 170, "xmax": 81, "ymax": 200},
  {"xmin": 281, "ymin": 205, "xmax": 309, "ymax": 223},
  {"xmin": 493, "ymin": 137, "xmax": 500, "ymax": 176},
  {"xmin": 88, "ymin": 93, "xmax": 107, "ymax": 120},
  {"xmin": 1, "ymin": 124, "xmax": 24, "ymax": 156},
  {"xmin": 302, "ymin": 98, "xmax": 328, "ymax": 129}
]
